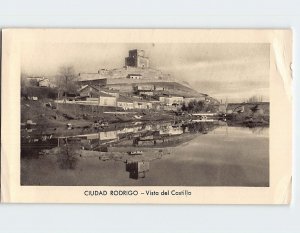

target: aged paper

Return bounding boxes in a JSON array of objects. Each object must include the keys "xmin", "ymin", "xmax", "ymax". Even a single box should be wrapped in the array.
[{"xmin": 1, "ymin": 29, "xmax": 292, "ymax": 204}]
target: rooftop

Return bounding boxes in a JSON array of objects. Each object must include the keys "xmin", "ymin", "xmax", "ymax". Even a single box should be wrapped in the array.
[
  {"xmin": 100, "ymin": 88, "xmax": 120, "ymax": 93},
  {"xmin": 98, "ymin": 92, "xmax": 115, "ymax": 98},
  {"xmin": 78, "ymin": 73, "xmax": 107, "ymax": 81}
]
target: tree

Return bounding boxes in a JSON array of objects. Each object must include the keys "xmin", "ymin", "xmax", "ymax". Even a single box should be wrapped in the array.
[
  {"xmin": 182, "ymin": 100, "xmax": 206, "ymax": 112},
  {"xmin": 247, "ymin": 95, "xmax": 264, "ymax": 103},
  {"xmin": 56, "ymin": 66, "xmax": 79, "ymax": 94}
]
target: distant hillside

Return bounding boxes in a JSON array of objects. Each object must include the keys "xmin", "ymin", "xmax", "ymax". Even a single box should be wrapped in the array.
[
  {"xmin": 106, "ymin": 81, "xmax": 206, "ymax": 98},
  {"xmin": 78, "ymin": 67, "xmax": 208, "ymax": 97},
  {"xmin": 78, "ymin": 67, "xmax": 195, "ymax": 88},
  {"xmin": 79, "ymin": 67, "xmax": 171, "ymax": 82}
]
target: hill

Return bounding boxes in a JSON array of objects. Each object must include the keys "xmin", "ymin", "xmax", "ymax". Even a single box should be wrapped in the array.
[
  {"xmin": 107, "ymin": 81, "xmax": 206, "ymax": 98},
  {"xmin": 79, "ymin": 67, "xmax": 208, "ymax": 98}
]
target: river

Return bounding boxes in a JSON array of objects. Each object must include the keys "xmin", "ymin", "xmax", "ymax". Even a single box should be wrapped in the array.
[{"xmin": 21, "ymin": 121, "xmax": 269, "ymax": 186}]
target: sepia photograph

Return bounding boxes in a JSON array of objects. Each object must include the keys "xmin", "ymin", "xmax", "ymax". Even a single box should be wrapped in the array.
[
  {"xmin": 1, "ymin": 29, "xmax": 292, "ymax": 204},
  {"xmin": 20, "ymin": 42, "xmax": 270, "ymax": 186}
]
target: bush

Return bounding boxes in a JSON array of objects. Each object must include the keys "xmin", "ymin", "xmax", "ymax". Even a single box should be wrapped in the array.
[{"xmin": 181, "ymin": 100, "xmax": 217, "ymax": 112}]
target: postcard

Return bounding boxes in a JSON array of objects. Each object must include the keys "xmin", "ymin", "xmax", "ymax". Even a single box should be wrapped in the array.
[{"xmin": 1, "ymin": 29, "xmax": 292, "ymax": 203}]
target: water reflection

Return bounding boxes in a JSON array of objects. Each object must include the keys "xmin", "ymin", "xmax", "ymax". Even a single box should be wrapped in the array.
[
  {"xmin": 21, "ymin": 120, "xmax": 268, "ymax": 160},
  {"xmin": 57, "ymin": 145, "xmax": 79, "ymax": 170},
  {"xmin": 126, "ymin": 161, "xmax": 150, "ymax": 180},
  {"xmin": 21, "ymin": 120, "xmax": 269, "ymax": 186}
]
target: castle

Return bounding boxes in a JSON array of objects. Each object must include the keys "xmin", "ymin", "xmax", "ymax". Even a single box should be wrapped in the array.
[
  {"xmin": 125, "ymin": 49, "xmax": 150, "ymax": 68},
  {"xmin": 77, "ymin": 49, "xmax": 203, "ymax": 97}
]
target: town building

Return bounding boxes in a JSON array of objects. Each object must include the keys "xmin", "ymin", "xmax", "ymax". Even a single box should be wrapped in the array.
[
  {"xmin": 78, "ymin": 85, "xmax": 100, "ymax": 98},
  {"xmin": 117, "ymin": 101, "xmax": 134, "ymax": 110},
  {"xmin": 117, "ymin": 96, "xmax": 134, "ymax": 110},
  {"xmin": 98, "ymin": 92, "xmax": 117, "ymax": 107},
  {"xmin": 38, "ymin": 78, "xmax": 50, "ymax": 87},
  {"xmin": 159, "ymin": 95, "xmax": 184, "ymax": 106},
  {"xmin": 80, "ymin": 131, "xmax": 119, "ymax": 141},
  {"xmin": 116, "ymin": 95, "xmax": 153, "ymax": 110},
  {"xmin": 127, "ymin": 74, "xmax": 143, "ymax": 79},
  {"xmin": 98, "ymin": 69, "xmax": 109, "ymax": 75},
  {"xmin": 133, "ymin": 84, "xmax": 155, "ymax": 97},
  {"xmin": 26, "ymin": 76, "xmax": 51, "ymax": 87},
  {"xmin": 154, "ymin": 86, "xmax": 165, "ymax": 91},
  {"xmin": 79, "ymin": 85, "xmax": 119, "ymax": 99},
  {"xmin": 125, "ymin": 49, "xmax": 150, "ymax": 68},
  {"xmin": 84, "ymin": 92, "xmax": 117, "ymax": 107},
  {"xmin": 99, "ymin": 131, "xmax": 119, "ymax": 141},
  {"xmin": 133, "ymin": 99, "xmax": 152, "ymax": 109},
  {"xmin": 63, "ymin": 92, "xmax": 78, "ymax": 101},
  {"xmin": 133, "ymin": 84, "xmax": 155, "ymax": 92}
]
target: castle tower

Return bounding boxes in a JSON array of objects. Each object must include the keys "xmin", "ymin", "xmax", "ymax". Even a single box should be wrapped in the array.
[{"xmin": 125, "ymin": 49, "xmax": 149, "ymax": 68}]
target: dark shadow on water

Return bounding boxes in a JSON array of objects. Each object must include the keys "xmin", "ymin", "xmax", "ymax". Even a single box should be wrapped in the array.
[
  {"xmin": 57, "ymin": 146, "xmax": 79, "ymax": 170},
  {"xmin": 125, "ymin": 161, "xmax": 150, "ymax": 180}
]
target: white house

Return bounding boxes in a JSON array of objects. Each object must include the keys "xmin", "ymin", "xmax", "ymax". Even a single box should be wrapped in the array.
[
  {"xmin": 98, "ymin": 92, "xmax": 117, "ymax": 107},
  {"xmin": 79, "ymin": 85, "xmax": 117, "ymax": 107},
  {"xmin": 38, "ymin": 78, "xmax": 50, "ymax": 87},
  {"xmin": 83, "ymin": 131, "xmax": 119, "ymax": 141},
  {"xmin": 116, "ymin": 95, "xmax": 134, "ymax": 110},
  {"xmin": 159, "ymin": 96, "xmax": 184, "ymax": 106}
]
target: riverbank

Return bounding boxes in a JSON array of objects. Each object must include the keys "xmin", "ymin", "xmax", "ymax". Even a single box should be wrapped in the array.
[
  {"xmin": 21, "ymin": 99, "xmax": 176, "ymax": 136},
  {"xmin": 226, "ymin": 112, "xmax": 269, "ymax": 127},
  {"xmin": 21, "ymin": 99, "xmax": 270, "ymax": 138}
]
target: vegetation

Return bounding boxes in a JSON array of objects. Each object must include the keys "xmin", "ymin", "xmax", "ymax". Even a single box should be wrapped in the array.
[
  {"xmin": 21, "ymin": 66, "xmax": 80, "ymax": 100},
  {"xmin": 181, "ymin": 100, "xmax": 218, "ymax": 113},
  {"xmin": 246, "ymin": 95, "xmax": 265, "ymax": 103},
  {"xmin": 185, "ymin": 122, "xmax": 216, "ymax": 133},
  {"xmin": 56, "ymin": 66, "xmax": 79, "ymax": 94}
]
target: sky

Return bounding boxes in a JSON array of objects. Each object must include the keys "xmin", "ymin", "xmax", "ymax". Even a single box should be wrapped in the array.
[{"xmin": 21, "ymin": 43, "xmax": 270, "ymax": 102}]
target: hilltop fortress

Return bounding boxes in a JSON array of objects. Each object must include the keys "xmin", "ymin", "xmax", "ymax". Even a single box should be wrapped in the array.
[{"xmin": 78, "ymin": 49, "xmax": 202, "ymax": 98}]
